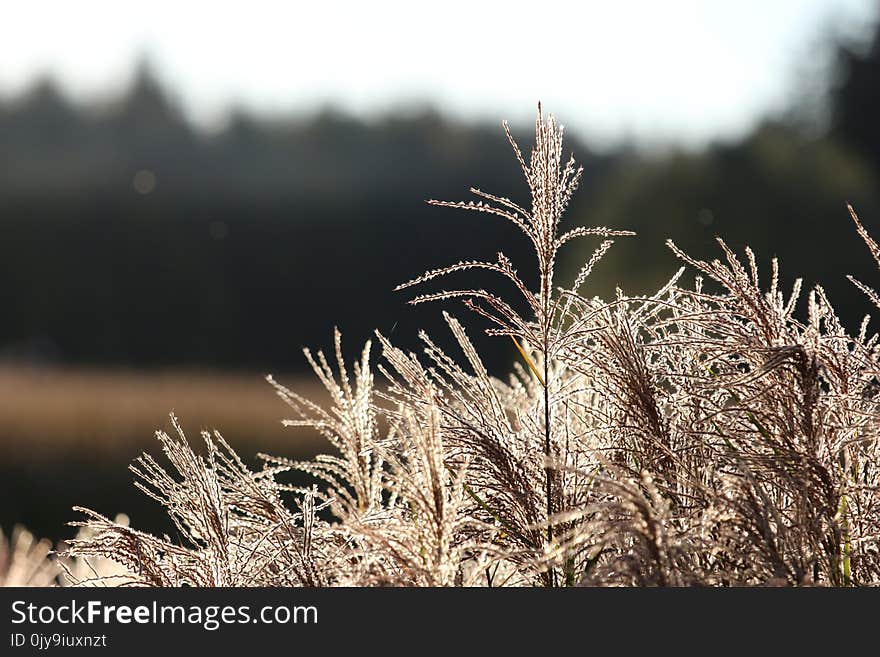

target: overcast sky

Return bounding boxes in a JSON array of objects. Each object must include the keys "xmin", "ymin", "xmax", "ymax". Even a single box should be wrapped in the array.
[{"xmin": 0, "ymin": 1, "xmax": 877, "ymax": 147}]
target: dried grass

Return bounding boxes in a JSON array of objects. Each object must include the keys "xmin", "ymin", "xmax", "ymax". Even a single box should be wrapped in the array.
[{"xmin": 16, "ymin": 106, "xmax": 880, "ymax": 587}]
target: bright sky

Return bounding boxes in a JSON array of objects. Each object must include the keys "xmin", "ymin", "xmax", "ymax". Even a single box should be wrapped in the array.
[{"xmin": 0, "ymin": 1, "xmax": 876, "ymax": 147}]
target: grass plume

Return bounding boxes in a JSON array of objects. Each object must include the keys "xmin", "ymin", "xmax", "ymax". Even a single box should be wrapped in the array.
[{"xmin": 46, "ymin": 106, "xmax": 880, "ymax": 587}]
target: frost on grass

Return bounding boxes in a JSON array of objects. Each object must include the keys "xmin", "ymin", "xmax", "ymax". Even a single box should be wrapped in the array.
[{"xmin": 49, "ymin": 107, "xmax": 880, "ymax": 587}]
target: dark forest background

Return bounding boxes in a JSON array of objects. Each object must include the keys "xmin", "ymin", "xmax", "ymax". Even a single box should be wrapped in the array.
[
  {"xmin": 2, "ymin": 24, "xmax": 880, "ymax": 373},
  {"xmin": 4, "ymin": 19, "xmax": 880, "ymax": 540}
]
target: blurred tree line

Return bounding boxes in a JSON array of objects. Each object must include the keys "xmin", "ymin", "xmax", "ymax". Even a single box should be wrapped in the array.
[{"xmin": 1, "ymin": 21, "xmax": 880, "ymax": 374}]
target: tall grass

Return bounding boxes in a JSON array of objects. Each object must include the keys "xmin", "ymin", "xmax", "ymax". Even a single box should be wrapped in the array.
[{"xmin": 9, "ymin": 106, "xmax": 880, "ymax": 586}]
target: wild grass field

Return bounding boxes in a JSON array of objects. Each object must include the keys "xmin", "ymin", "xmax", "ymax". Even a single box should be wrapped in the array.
[
  {"xmin": 3, "ymin": 107, "xmax": 880, "ymax": 587},
  {"xmin": 0, "ymin": 365, "xmax": 324, "ymax": 456}
]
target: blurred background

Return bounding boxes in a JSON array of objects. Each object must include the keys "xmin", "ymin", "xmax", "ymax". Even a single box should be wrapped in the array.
[{"xmin": 3, "ymin": 0, "xmax": 880, "ymax": 541}]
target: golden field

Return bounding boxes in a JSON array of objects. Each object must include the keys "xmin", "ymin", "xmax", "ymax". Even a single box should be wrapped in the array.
[{"xmin": 0, "ymin": 365, "xmax": 327, "ymax": 461}]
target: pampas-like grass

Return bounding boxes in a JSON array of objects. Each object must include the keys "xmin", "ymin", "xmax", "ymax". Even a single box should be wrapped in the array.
[{"xmin": 54, "ymin": 106, "xmax": 880, "ymax": 587}]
